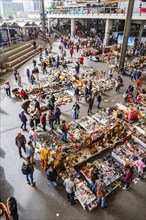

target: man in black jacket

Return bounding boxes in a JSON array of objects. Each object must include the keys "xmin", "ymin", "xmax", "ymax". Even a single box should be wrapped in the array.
[
  {"xmin": 15, "ymin": 133, "xmax": 26, "ymax": 158},
  {"xmin": 46, "ymin": 166, "xmax": 58, "ymax": 188},
  {"xmin": 97, "ymin": 94, "xmax": 102, "ymax": 108},
  {"xmin": 87, "ymin": 96, "xmax": 94, "ymax": 115}
]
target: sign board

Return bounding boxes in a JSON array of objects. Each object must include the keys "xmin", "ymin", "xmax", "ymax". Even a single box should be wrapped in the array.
[{"xmin": 118, "ymin": 35, "xmax": 135, "ymax": 47}]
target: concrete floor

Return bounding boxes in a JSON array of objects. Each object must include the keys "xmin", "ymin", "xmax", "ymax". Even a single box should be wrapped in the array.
[{"xmin": 0, "ymin": 40, "xmax": 146, "ymax": 220}]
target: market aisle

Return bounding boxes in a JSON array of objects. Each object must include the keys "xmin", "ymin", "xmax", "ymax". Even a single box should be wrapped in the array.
[{"xmin": 0, "ymin": 39, "xmax": 146, "ymax": 220}]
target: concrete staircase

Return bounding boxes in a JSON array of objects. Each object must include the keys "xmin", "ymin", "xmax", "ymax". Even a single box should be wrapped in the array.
[{"xmin": 2, "ymin": 42, "xmax": 40, "ymax": 71}]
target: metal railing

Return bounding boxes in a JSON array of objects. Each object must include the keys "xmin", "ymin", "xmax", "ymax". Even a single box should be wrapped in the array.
[{"xmin": 48, "ymin": 6, "xmax": 143, "ymax": 16}]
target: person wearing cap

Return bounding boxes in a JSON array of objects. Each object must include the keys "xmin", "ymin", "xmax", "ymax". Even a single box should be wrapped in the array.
[
  {"xmin": 60, "ymin": 120, "xmax": 69, "ymax": 143},
  {"xmin": 64, "ymin": 175, "xmax": 76, "ymax": 205},
  {"xmin": 95, "ymin": 175, "xmax": 106, "ymax": 208}
]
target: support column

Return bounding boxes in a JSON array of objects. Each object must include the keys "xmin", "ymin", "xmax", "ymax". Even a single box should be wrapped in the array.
[
  {"xmin": 71, "ymin": 18, "xmax": 75, "ymax": 37},
  {"xmin": 103, "ymin": 19, "xmax": 112, "ymax": 46},
  {"xmin": 48, "ymin": 18, "xmax": 50, "ymax": 32},
  {"xmin": 119, "ymin": 0, "xmax": 135, "ymax": 68},
  {"xmin": 40, "ymin": 0, "xmax": 46, "ymax": 37},
  {"xmin": 137, "ymin": 21, "xmax": 146, "ymax": 45}
]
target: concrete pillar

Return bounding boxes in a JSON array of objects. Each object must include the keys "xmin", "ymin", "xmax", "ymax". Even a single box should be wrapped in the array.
[
  {"xmin": 40, "ymin": 0, "xmax": 46, "ymax": 37},
  {"xmin": 138, "ymin": 21, "xmax": 146, "ymax": 44},
  {"xmin": 119, "ymin": 0, "xmax": 135, "ymax": 68},
  {"xmin": 48, "ymin": 18, "xmax": 50, "ymax": 31},
  {"xmin": 71, "ymin": 18, "xmax": 75, "ymax": 37},
  {"xmin": 103, "ymin": 19, "xmax": 112, "ymax": 46}
]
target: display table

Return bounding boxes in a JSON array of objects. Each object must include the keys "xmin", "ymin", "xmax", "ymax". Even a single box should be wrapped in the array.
[{"xmin": 80, "ymin": 155, "xmax": 124, "ymax": 197}]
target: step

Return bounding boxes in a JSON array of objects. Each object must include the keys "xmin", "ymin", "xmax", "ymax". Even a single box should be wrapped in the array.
[
  {"xmin": 3, "ymin": 42, "xmax": 32, "ymax": 58},
  {"xmin": 11, "ymin": 51, "xmax": 40, "ymax": 70},
  {"xmin": 5, "ymin": 48, "xmax": 40, "ymax": 70},
  {"xmin": 8, "ymin": 46, "xmax": 34, "ymax": 61}
]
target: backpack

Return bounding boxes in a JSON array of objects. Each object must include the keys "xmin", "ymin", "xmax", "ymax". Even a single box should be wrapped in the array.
[{"xmin": 21, "ymin": 163, "xmax": 30, "ymax": 175}]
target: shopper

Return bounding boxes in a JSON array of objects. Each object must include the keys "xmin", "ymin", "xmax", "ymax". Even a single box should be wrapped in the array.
[
  {"xmin": 19, "ymin": 111, "xmax": 28, "ymax": 131},
  {"xmin": 75, "ymin": 62, "xmax": 80, "ymax": 75},
  {"xmin": 7, "ymin": 197, "xmax": 19, "ymax": 220},
  {"xmin": 29, "ymin": 128, "xmax": 38, "ymax": 148},
  {"xmin": 34, "ymin": 99, "xmax": 40, "ymax": 111},
  {"xmin": 70, "ymin": 48, "xmax": 74, "ymax": 58},
  {"xmin": 37, "ymin": 143, "xmax": 50, "ymax": 171},
  {"xmin": 48, "ymin": 110, "xmax": 55, "ymax": 130},
  {"xmin": 84, "ymin": 85, "xmax": 89, "ymax": 103},
  {"xmin": 54, "ymin": 106, "xmax": 61, "ymax": 125},
  {"xmin": 60, "ymin": 120, "xmax": 69, "ymax": 143},
  {"xmin": 64, "ymin": 175, "xmax": 76, "ymax": 205},
  {"xmin": 46, "ymin": 165, "xmax": 58, "ymax": 188},
  {"xmin": 33, "ymin": 59, "xmax": 37, "ymax": 68},
  {"xmin": 21, "ymin": 99, "xmax": 31, "ymax": 114},
  {"xmin": 97, "ymin": 94, "xmax": 102, "ymax": 108},
  {"xmin": 13, "ymin": 69, "xmax": 18, "ymax": 82},
  {"xmin": 76, "ymin": 44, "xmax": 79, "ymax": 53},
  {"xmin": 15, "ymin": 133, "xmax": 26, "ymax": 158},
  {"xmin": 40, "ymin": 113, "xmax": 47, "ymax": 131},
  {"xmin": 74, "ymin": 87, "xmax": 80, "ymax": 102},
  {"xmin": 95, "ymin": 175, "xmax": 106, "ymax": 208},
  {"xmin": 4, "ymin": 81, "xmax": 11, "ymax": 97},
  {"xmin": 33, "ymin": 109, "xmax": 40, "ymax": 128},
  {"xmin": 17, "ymin": 74, "xmax": 21, "ymax": 87},
  {"xmin": 26, "ymin": 141, "xmax": 35, "ymax": 164},
  {"xmin": 134, "ymin": 157, "xmax": 145, "ymax": 178},
  {"xmin": 43, "ymin": 61, "xmax": 47, "ymax": 74},
  {"xmin": 21, "ymin": 156, "xmax": 35, "ymax": 186},
  {"xmin": 72, "ymin": 102, "xmax": 80, "ymax": 119},
  {"xmin": 88, "ymin": 80, "xmax": 92, "ymax": 95},
  {"xmin": 30, "ymin": 73, "xmax": 35, "ymax": 85},
  {"xmin": 87, "ymin": 96, "xmax": 94, "ymax": 115},
  {"xmin": 26, "ymin": 69, "xmax": 30, "ymax": 80},
  {"xmin": 121, "ymin": 166, "xmax": 133, "ymax": 190},
  {"xmin": 90, "ymin": 166, "xmax": 99, "ymax": 193}
]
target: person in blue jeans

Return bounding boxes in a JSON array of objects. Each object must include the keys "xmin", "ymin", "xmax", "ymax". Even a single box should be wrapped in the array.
[
  {"xmin": 25, "ymin": 156, "xmax": 35, "ymax": 186},
  {"xmin": 46, "ymin": 165, "xmax": 58, "ymax": 188},
  {"xmin": 95, "ymin": 175, "xmax": 106, "ymax": 208}
]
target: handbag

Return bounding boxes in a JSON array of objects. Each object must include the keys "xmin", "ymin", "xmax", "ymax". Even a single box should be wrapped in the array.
[{"xmin": 97, "ymin": 191, "xmax": 104, "ymax": 198}]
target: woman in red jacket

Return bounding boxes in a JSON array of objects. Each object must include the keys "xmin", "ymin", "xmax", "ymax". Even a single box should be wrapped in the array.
[
  {"xmin": 70, "ymin": 48, "xmax": 74, "ymax": 58},
  {"xmin": 79, "ymin": 56, "xmax": 84, "ymax": 65}
]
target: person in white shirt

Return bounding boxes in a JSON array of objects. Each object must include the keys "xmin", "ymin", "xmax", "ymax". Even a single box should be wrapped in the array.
[
  {"xmin": 4, "ymin": 81, "xmax": 11, "ymax": 97},
  {"xmin": 64, "ymin": 175, "xmax": 76, "ymax": 205}
]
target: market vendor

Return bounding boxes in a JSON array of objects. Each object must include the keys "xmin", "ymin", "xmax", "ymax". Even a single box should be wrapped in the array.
[{"xmin": 37, "ymin": 142, "xmax": 50, "ymax": 171}]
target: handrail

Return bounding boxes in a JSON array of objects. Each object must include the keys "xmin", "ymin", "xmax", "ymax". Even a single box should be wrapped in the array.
[{"xmin": 48, "ymin": 6, "xmax": 143, "ymax": 16}]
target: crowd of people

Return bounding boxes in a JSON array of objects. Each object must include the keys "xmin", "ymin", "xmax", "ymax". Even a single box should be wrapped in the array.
[{"xmin": 1, "ymin": 24, "xmax": 146, "ymax": 219}]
